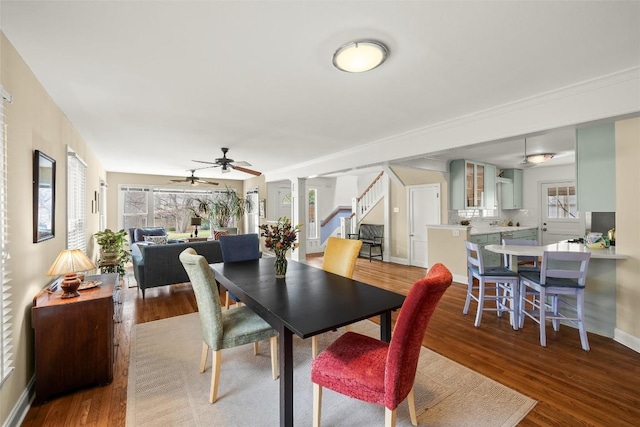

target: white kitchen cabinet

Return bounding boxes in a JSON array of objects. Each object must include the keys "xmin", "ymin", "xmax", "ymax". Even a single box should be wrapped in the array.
[
  {"xmin": 500, "ymin": 169, "xmax": 523, "ymax": 209},
  {"xmin": 450, "ymin": 159, "xmax": 490, "ymax": 210},
  {"xmin": 576, "ymin": 123, "xmax": 615, "ymax": 212}
]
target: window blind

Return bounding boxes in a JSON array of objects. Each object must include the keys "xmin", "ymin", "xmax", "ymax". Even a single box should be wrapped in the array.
[
  {"xmin": 67, "ymin": 148, "xmax": 87, "ymax": 252},
  {"xmin": 1, "ymin": 87, "xmax": 13, "ymax": 385}
]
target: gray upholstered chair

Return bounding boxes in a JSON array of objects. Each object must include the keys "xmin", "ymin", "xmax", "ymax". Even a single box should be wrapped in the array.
[
  {"xmin": 179, "ymin": 248, "xmax": 278, "ymax": 403},
  {"xmin": 218, "ymin": 233, "xmax": 261, "ymax": 309}
]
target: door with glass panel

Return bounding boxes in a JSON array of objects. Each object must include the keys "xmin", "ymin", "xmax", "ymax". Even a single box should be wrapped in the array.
[{"xmin": 540, "ymin": 181, "xmax": 584, "ymax": 245}]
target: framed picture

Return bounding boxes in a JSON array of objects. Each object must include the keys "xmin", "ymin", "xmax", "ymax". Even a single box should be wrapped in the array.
[
  {"xmin": 33, "ymin": 150, "xmax": 56, "ymax": 243},
  {"xmin": 259, "ymin": 199, "xmax": 266, "ymax": 218}
]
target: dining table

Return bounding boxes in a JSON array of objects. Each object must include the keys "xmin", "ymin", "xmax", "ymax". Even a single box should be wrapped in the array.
[{"xmin": 210, "ymin": 257, "xmax": 406, "ymax": 427}]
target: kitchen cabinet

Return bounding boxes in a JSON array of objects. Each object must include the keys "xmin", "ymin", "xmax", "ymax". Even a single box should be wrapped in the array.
[
  {"xmin": 469, "ymin": 232, "xmax": 501, "ymax": 267},
  {"xmin": 450, "ymin": 159, "xmax": 491, "ymax": 210},
  {"xmin": 500, "ymin": 227, "xmax": 538, "ymax": 242},
  {"xmin": 500, "ymin": 169, "xmax": 523, "ymax": 209},
  {"xmin": 576, "ymin": 123, "xmax": 615, "ymax": 212},
  {"xmin": 484, "ymin": 164, "xmax": 497, "ymax": 209}
]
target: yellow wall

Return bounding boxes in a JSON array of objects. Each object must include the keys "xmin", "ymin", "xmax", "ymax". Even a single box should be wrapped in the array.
[
  {"xmin": 615, "ymin": 118, "xmax": 640, "ymax": 345},
  {"xmin": 0, "ymin": 33, "xmax": 106, "ymax": 425},
  {"xmin": 427, "ymin": 227, "xmax": 470, "ymax": 279}
]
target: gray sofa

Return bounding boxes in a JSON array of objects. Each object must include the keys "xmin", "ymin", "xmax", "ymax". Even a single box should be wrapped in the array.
[{"xmin": 131, "ymin": 240, "xmax": 223, "ymax": 298}]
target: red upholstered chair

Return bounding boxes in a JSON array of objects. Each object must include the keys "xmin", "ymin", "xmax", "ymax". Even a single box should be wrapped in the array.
[{"xmin": 311, "ymin": 263, "xmax": 453, "ymax": 427}]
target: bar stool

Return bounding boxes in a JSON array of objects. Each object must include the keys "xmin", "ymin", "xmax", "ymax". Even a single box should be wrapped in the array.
[
  {"xmin": 519, "ymin": 251, "xmax": 591, "ymax": 351},
  {"xmin": 463, "ymin": 241, "xmax": 521, "ymax": 329}
]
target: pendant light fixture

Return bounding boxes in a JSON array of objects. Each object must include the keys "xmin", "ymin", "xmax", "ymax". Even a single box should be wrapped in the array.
[{"xmin": 521, "ymin": 138, "xmax": 555, "ymax": 165}]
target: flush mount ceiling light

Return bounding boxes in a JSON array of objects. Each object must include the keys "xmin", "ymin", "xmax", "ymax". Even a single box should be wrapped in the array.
[{"xmin": 332, "ymin": 40, "xmax": 389, "ymax": 73}]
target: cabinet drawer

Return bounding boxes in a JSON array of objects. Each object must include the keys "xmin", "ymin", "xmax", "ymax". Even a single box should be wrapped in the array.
[
  {"xmin": 469, "ymin": 234, "xmax": 487, "ymax": 244},
  {"xmin": 486, "ymin": 233, "xmax": 501, "ymax": 244}
]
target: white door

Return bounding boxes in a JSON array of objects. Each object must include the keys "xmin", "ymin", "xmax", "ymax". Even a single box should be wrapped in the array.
[
  {"xmin": 246, "ymin": 190, "xmax": 259, "ymax": 234},
  {"xmin": 409, "ymin": 184, "xmax": 441, "ymax": 267},
  {"xmin": 540, "ymin": 181, "xmax": 584, "ymax": 245}
]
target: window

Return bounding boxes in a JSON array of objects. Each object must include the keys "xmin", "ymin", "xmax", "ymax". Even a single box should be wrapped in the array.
[
  {"xmin": 120, "ymin": 185, "xmax": 224, "ymax": 237},
  {"xmin": 67, "ymin": 148, "xmax": 87, "ymax": 252},
  {"xmin": 308, "ymin": 188, "xmax": 317, "ymax": 239},
  {"xmin": 546, "ymin": 185, "xmax": 578, "ymax": 219},
  {"xmin": 1, "ymin": 86, "xmax": 13, "ymax": 384}
]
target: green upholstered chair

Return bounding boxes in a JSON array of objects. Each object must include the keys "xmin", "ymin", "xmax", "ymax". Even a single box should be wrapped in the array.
[{"xmin": 179, "ymin": 248, "xmax": 278, "ymax": 403}]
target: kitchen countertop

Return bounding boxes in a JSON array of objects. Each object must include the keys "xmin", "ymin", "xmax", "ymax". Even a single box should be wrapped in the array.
[
  {"xmin": 468, "ymin": 225, "xmax": 537, "ymax": 235},
  {"xmin": 485, "ymin": 241, "xmax": 627, "ymax": 260},
  {"xmin": 425, "ymin": 224, "xmax": 538, "ymax": 235}
]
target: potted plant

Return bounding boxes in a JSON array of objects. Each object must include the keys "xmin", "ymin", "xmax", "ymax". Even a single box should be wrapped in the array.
[
  {"xmin": 94, "ymin": 228, "xmax": 131, "ymax": 275},
  {"xmin": 192, "ymin": 186, "xmax": 253, "ymax": 234}
]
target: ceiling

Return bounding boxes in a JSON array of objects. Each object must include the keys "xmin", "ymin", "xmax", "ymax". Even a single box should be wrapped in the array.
[{"xmin": 1, "ymin": 1, "xmax": 638, "ymax": 180}]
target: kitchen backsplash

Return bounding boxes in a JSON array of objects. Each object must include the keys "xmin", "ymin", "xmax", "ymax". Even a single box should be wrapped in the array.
[{"xmin": 449, "ymin": 209, "xmax": 538, "ymax": 227}]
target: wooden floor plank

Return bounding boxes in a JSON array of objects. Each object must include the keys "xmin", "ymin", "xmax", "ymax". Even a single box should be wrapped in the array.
[{"xmin": 21, "ymin": 257, "xmax": 640, "ymax": 426}]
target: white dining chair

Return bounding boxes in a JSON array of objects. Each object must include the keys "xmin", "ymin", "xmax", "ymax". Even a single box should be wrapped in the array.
[
  {"xmin": 463, "ymin": 241, "xmax": 521, "ymax": 329},
  {"xmin": 519, "ymin": 251, "xmax": 591, "ymax": 351}
]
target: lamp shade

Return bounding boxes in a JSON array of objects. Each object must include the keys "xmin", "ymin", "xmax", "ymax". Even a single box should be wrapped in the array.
[
  {"xmin": 191, "ymin": 217, "xmax": 202, "ymax": 226},
  {"xmin": 47, "ymin": 249, "xmax": 96, "ymax": 276}
]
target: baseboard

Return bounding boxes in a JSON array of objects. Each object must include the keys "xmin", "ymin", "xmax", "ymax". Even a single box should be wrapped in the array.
[
  {"xmin": 453, "ymin": 273, "xmax": 468, "ymax": 284},
  {"xmin": 614, "ymin": 328, "xmax": 640, "ymax": 353},
  {"xmin": 3, "ymin": 375, "xmax": 35, "ymax": 427},
  {"xmin": 388, "ymin": 256, "xmax": 409, "ymax": 265}
]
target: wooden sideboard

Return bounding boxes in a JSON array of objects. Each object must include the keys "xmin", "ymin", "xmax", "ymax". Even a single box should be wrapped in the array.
[{"xmin": 32, "ymin": 273, "xmax": 121, "ymax": 404}]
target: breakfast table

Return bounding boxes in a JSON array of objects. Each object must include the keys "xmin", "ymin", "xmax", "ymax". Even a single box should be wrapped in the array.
[{"xmin": 485, "ymin": 241, "xmax": 627, "ymax": 338}]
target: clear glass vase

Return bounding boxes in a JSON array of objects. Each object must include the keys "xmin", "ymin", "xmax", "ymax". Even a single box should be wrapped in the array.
[{"xmin": 274, "ymin": 249, "xmax": 287, "ymax": 278}]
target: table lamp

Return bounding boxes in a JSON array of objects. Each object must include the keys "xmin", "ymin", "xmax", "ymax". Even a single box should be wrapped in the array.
[
  {"xmin": 46, "ymin": 249, "xmax": 96, "ymax": 298},
  {"xmin": 191, "ymin": 217, "xmax": 202, "ymax": 237}
]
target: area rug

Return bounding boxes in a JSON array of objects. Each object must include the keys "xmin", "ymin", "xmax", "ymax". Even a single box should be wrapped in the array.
[{"xmin": 126, "ymin": 313, "xmax": 536, "ymax": 426}]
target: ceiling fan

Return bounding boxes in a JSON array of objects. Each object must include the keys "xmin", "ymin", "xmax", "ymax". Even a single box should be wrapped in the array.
[
  {"xmin": 192, "ymin": 147, "xmax": 262, "ymax": 176},
  {"xmin": 170, "ymin": 169, "xmax": 219, "ymax": 186}
]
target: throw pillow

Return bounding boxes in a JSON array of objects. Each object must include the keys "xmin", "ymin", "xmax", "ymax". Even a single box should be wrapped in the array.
[{"xmin": 144, "ymin": 235, "xmax": 168, "ymax": 245}]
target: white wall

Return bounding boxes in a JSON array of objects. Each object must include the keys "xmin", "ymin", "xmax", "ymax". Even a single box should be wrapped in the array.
[
  {"xmin": 519, "ymin": 164, "xmax": 576, "ymax": 226},
  {"xmin": 333, "ymin": 175, "xmax": 358, "ymax": 207}
]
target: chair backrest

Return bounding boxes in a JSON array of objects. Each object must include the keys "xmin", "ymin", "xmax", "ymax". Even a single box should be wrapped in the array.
[
  {"xmin": 179, "ymin": 248, "xmax": 224, "ymax": 349},
  {"xmin": 322, "ymin": 237, "xmax": 363, "ymax": 278},
  {"xmin": 218, "ymin": 233, "xmax": 260, "ymax": 262},
  {"xmin": 539, "ymin": 251, "xmax": 591, "ymax": 287},
  {"xmin": 464, "ymin": 241, "xmax": 487, "ymax": 274},
  {"xmin": 385, "ymin": 263, "xmax": 452, "ymax": 410},
  {"xmin": 502, "ymin": 238, "xmax": 539, "ymax": 268}
]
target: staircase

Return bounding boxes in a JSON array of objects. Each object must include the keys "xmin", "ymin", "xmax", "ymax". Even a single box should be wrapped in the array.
[{"xmin": 341, "ymin": 171, "xmax": 385, "ymax": 235}]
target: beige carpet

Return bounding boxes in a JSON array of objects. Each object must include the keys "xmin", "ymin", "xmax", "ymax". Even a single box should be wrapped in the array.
[{"xmin": 126, "ymin": 313, "xmax": 536, "ymax": 426}]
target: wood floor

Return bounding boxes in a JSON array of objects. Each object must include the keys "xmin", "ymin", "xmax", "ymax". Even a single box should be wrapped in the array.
[{"xmin": 22, "ymin": 256, "xmax": 640, "ymax": 426}]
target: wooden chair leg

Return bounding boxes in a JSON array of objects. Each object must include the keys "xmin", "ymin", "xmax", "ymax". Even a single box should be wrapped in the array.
[
  {"xmin": 199, "ymin": 341, "xmax": 209, "ymax": 373},
  {"xmin": 407, "ymin": 386, "xmax": 417, "ymax": 426},
  {"xmin": 385, "ymin": 407, "xmax": 397, "ymax": 427},
  {"xmin": 312, "ymin": 336, "xmax": 319, "ymax": 359},
  {"xmin": 210, "ymin": 349, "xmax": 221, "ymax": 403},
  {"xmin": 345, "ymin": 325, "xmax": 351, "ymax": 332},
  {"xmin": 225, "ymin": 291, "xmax": 231, "ymax": 310},
  {"xmin": 270, "ymin": 336, "xmax": 279, "ymax": 380},
  {"xmin": 312, "ymin": 383, "xmax": 322, "ymax": 427},
  {"xmin": 254, "ymin": 341, "xmax": 259, "ymax": 355}
]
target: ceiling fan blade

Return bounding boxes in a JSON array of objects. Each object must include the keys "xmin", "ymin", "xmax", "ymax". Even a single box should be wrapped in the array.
[
  {"xmin": 231, "ymin": 160, "xmax": 252, "ymax": 167},
  {"xmin": 192, "ymin": 160, "xmax": 219, "ymax": 166},
  {"xmin": 195, "ymin": 179, "xmax": 219, "ymax": 185},
  {"xmin": 170, "ymin": 178, "xmax": 187, "ymax": 183},
  {"xmin": 232, "ymin": 165, "xmax": 262, "ymax": 176}
]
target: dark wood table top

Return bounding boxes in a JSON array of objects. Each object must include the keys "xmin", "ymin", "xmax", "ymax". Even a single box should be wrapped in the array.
[{"xmin": 211, "ymin": 258, "xmax": 405, "ymax": 339}]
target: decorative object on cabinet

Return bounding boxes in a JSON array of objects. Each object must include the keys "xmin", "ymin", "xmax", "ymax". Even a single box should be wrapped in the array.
[
  {"xmin": 33, "ymin": 150, "xmax": 56, "ymax": 243},
  {"xmin": 32, "ymin": 273, "xmax": 119, "ymax": 403},
  {"xmin": 46, "ymin": 249, "xmax": 96, "ymax": 298}
]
